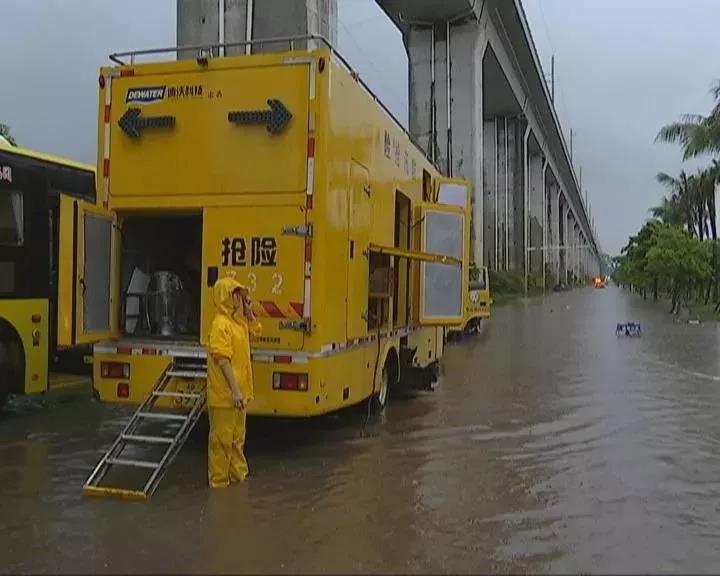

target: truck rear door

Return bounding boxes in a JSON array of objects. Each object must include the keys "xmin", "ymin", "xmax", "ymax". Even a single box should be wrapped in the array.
[
  {"xmin": 57, "ymin": 195, "xmax": 120, "ymax": 346},
  {"xmin": 417, "ymin": 201, "xmax": 468, "ymax": 327},
  {"xmin": 202, "ymin": 206, "xmax": 307, "ymax": 350}
]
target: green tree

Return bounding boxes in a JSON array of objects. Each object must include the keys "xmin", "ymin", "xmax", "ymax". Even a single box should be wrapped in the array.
[
  {"xmin": 0, "ymin": 123, "xmax": 17, "ymax": 146},
  {"xmin": 645, "ymin": 225, "xmax": 712, "ymax": 313},
  {"xmin": 616, "ymin": 219, "xmax": 663, "ymax": 299}
]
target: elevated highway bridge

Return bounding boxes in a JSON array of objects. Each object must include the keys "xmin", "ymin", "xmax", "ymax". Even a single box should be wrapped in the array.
[{"xmin": 177, "ymin": 0, "xmax": 602, "ymax": 287}]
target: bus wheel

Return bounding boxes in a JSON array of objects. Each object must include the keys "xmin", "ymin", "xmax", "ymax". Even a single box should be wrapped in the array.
[
  {"xmin": 0, "ymin": 327, "xmax": 23, "ymax": 408},
  {"xmin": 0, "ymin": 368, "xmax": 8, "ymax": 408}
]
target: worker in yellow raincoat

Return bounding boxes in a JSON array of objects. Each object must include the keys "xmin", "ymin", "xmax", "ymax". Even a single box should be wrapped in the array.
[{"xmin": 206, "ymin": 277, "xmax": 261, "ymax": 488}]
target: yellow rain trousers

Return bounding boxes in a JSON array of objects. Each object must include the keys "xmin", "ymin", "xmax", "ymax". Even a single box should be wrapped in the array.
[
  {"xmin": 208, "ymin": 406, "xmax": 248, "ymax": 488},
  {"xmin": 206, "ymin": 277, "xmax": 261, "ymax": 488}
]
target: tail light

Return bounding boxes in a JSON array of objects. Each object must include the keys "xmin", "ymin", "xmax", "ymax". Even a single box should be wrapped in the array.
[
  {"xmin": 272, "ymin": 373, "xmax": 308, "ymax": 392},
  {"xmin": 101, "ymin": 361, "xmax": 130, "ymax": 379},
  {"xmin": 117, "ymin": 382, "xmax": 130, "ymax": 398}
]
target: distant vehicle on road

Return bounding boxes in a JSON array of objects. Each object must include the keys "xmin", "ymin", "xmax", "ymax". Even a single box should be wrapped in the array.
[{"xmin": 593, "ymin": 276, "xmax": 607, "ymax": 289}]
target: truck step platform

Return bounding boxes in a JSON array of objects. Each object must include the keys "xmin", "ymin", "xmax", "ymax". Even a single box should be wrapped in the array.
[{"xmin": 83, "ymin": 357, "xmax": 207, "ymax": 499}]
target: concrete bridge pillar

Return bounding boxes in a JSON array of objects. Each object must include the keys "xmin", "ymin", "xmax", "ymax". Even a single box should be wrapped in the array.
[
  {"xmin": 402, "ymin": 14, "xmax": 488, "ymax": 269},
  {"xmin": 545, "ymin": 179, "xmax": 559, "ymax": 288},
  {"xmin": 526, "ymin": 151, "xmax": 544, "ymax": 286},
  {"xmin": 570, "ymin": 222, "xmax": 577, "ymax": 281},
  {"xmin": 557, "ymin": 193, "xmax": 564, "ymax": 283},
  {"xmin": 573, "ymin": 224, "xmax": 581, "ymax": 281},
  {"xmin": 513, "ymin": 118, "xmax": 528, "ymax": 276},
  {"xmin": 482, "ymin": 115, "xmax": 525, "ymax": 274},
  {"xmin": 177, "ymin": 0, "xmax": 337, "ymax": 55},
  {"xmin": 482, "ymin": 118, "xmax": 498, "ymax": 270},
  {"xmin": 565, "ymin": 210, "xmax": 574, "ymax": 283}
]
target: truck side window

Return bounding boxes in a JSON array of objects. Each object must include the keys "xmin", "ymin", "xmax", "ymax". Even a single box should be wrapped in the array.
[{"xmin": 0, "ymin": 190, "xmax": 23, "ymax": 246}]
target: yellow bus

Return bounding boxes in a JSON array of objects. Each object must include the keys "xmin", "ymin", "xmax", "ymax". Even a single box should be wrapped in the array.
[
  {"xmin": 58, "ymin": 38, "xmax": 471, "ymax": 419},
  {"xmin": 448, "ymin": 265, "xmax": 492, "ymax": 339},
  {"xmin": 0, "ymin": 143, "xmax": 96, "ymax": 406}
]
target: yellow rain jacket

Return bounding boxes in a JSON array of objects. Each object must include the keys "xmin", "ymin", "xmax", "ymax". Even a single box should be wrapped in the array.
[{"xmin": 207, "ymin": 277, "xmax": 262, "ymax": 408}]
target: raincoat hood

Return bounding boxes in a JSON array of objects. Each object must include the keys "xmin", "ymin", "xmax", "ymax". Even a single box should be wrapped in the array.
[{"xmin": 213, "ymin": 277, "xmax": 247, "ymax": 319}]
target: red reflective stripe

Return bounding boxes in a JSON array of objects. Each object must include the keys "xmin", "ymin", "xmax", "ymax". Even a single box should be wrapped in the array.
[
  {"xmin": 116, "ymin": 346, "xmax": 132, "ymax": 355},
  {"xmin": 290, "ymin": 302, "xmax": 304, "ymax": 317},
  {"xmin": 274, "ymin": 355, "xmax": 292, "ymax": 364},
  {"xmin": 261, "ymin": 301, "xmax": 284, "ymax": 318},
  {"xmin": 306, "ymin": 194, "xmax": 313, "ymax": 210},
  {"xmin": 307, "ymin": 138, "xmax": 316, "ymax": 158},
  {"xmin": 120, "ymin": 69, "xmax": 135, "ymax": 77},
  {"xmin": 104, "ymin": 105, "xmax": 111, "ymax": 123},
  {"xmin": 142, "ymin": 348, "xmax": 158, "ymax": 355},
  {"xmin": 103, "ymin": 159, "xmax": 110, "ymax": 177},
  {"xmin": 304, "ymin": 238, "xmax": 312, "ymax": 263}
]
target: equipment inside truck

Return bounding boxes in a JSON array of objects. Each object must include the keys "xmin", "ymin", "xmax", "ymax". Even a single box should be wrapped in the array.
[{"xmin": 120, "ymin": 213, "xmax": 202, "ymax": 340}]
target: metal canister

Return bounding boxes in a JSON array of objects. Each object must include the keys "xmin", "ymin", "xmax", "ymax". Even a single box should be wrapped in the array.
[{"xmin": 148, "ymin": 271, "xmax": 185, "ymax": 337}]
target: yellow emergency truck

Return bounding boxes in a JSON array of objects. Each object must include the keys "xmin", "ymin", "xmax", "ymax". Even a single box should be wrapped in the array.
[
  {"xmin": 0, "ymin": 144, "xmax": 96, "ymax": 406},
  {"xmin": 73, "ymin": 37, "xmax": 474, "ymax": 497}
]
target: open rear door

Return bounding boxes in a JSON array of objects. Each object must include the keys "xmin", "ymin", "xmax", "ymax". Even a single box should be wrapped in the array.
[
  {"xmin": 369, "ymin": 199, "xmax": 468, "ymax": 328},
  {"xmin": 418, "ymin": 202, "xmax": 468, "ymax": 326},
  {"xmin": 57, "ymin": 195, "xmax": 120, "ymax": 347}
]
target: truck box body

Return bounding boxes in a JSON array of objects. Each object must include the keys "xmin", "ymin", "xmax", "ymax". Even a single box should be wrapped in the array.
[{"xmin": 58, "ymin": 46, "xmax": 470, "ymax": 416}]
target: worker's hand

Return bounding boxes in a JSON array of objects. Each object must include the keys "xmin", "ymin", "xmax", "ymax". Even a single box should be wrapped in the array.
[
  {"xmin": 232, "ymin": 389, "xmax": 245, "ymax": 410},
  {"xmin": 244, "ymin": 296, "xmax": 255, "ymax": 321}
]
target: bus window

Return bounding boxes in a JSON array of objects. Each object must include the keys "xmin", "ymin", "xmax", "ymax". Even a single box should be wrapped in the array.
[{"xmin": 0, "ymin": 190, "xmax": 23, "ymax": 246}]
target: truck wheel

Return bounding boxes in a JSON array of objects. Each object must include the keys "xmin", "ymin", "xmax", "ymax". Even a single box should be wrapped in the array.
[{"xmin": 369, "ymin": 362, "xmax": 390, "ymax": 412}]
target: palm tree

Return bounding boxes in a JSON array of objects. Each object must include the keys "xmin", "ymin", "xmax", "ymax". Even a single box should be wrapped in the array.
[
  {"xmin": 657, "ymin": 80, "xmax": 720, "ymax": 159},
  {"xmin": 692, "ymin": 173, "xmax": 708, "ymax": 241},
  {"xmin": 705, "ymin": 160, "xmax": 720, "ymax": 241},
  {"xmin": 657, "ymin": 81, "xmax": 720, "ymax": 304},
  {"xmin": 696, "ymin": 168, "xmax": 716, "ymax": 241},
  {"xmin": 650, "ymin": 196, "xmax": 684, "ymax": 226},
  {"xmin": 656, "ymin": 171, "xmax": 697, "ymax": 236}
]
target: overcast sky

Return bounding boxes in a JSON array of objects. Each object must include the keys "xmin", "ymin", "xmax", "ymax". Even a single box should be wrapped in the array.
[{"xmin": 2, "ymin": 0, "xmax": 719, "ymax": 255}]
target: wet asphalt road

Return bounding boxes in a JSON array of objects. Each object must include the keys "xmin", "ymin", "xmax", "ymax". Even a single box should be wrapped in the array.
[{"xmin": 4, "ymin": 286, "xmax": 720, "ymax": 573}]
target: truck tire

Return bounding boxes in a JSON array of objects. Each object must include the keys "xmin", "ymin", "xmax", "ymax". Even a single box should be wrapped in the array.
[{"xmin": 369, "ymin": 362, "xmax": 390, "ymax": 412}]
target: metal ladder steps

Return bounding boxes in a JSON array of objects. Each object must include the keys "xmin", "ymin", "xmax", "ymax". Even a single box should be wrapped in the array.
[
  {"xmin": 152, "ymin": 390, "xmax": 203, "ymax": 400},
  {"xmin": 137, "ymin": 412, "xmax": 188, "ymax": 421},
  {"xmin": 105, "ymin": 457, "xmax": 160, "ymax": 469},
  {"xmin": 168, "ymin": 369, "xmax": 207, "ymax": 379},
  {"xmin": 121, "ymin": 434, "xmax": 174, "ymax": 444},
  {"xmin": 83, "ymin": 356, "xmax": 208, "ymax": 499}
]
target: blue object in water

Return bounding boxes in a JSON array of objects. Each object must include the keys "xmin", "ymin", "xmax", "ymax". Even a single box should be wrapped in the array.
[{"xmin": 616, "ymin": 322, "xmax": 642, "ymax": 337}]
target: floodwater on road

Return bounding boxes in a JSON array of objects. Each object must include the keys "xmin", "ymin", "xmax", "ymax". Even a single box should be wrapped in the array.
[{"xmin": 4, "ymin": 286, "xmax": 720, "ymax": 573}]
